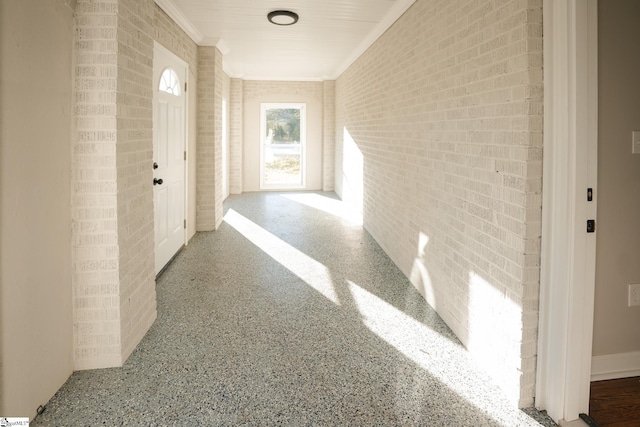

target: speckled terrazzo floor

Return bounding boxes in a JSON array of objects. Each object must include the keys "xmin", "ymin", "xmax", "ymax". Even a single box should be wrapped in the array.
[{"xmin": 33, "ymin": 191, "xmax": 556, "ymax": 427}]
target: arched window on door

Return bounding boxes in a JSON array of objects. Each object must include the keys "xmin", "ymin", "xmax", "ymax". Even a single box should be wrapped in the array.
[{"xmin": 159, "ymin": 68, "xmax": 180, "ymax": 96}]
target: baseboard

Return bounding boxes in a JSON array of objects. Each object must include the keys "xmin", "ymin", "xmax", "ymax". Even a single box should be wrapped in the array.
[{"xmin": 591, "ymin": 350, "xmax": 640, "ymax": 382}]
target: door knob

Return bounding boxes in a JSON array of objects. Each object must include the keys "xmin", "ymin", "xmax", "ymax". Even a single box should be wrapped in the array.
[
  {"xmin": 154, "ymin": 178, "xmax": 163, "ymax": 185},
  {"xmin": 153, "ymin": 162, "xmax": 158, "ymax": 169}
]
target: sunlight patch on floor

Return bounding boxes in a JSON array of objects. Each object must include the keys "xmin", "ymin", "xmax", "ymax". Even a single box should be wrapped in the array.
[
  {"xmin": 347, "ymin": 278, "xmax": 459, "ymax": 373},
  {"xmin": 223, "ymin": 208, "xmax": 340, "ymax": 304},
  {"xmin": 282, "ymin": 193, "xmax": 363, "ymax": 225},
  {"xmin": 347, "ymin": 279, "xmax": 541, "ymax": 426}
]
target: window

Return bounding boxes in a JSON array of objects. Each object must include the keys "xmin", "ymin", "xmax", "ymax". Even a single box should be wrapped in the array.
[
  {"xmin": 159, "ymin": 68, "xmax": 180, "ymax": 96},
  {"xmin": 260, "ymin": 103, "xmax": 306, "ymax": 189}
]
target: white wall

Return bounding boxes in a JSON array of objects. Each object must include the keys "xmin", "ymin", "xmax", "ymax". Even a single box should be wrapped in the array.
[
  {"xmin": 0, "ymin": 0, "xmax": 74, "ymax": 418},
  {"xmin": 242, "ymin": 81, "xmax": 324, "ymax": 192}
]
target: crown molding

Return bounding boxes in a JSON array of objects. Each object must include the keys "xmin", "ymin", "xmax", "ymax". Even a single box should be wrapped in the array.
[
  {"xmin": 154, "ymin": 0, "xmax": 204, "ymax": 44},
  {"xmin": 240, "ymin": 75, "xmax": 324, "ymax": 82},
  {"xmin": 200, "ymin": 38, "xmax": 230, "ymax": 56},
  {"xmin": 332, "ymin": 0, "xmax": 416, "ymax": 80}
]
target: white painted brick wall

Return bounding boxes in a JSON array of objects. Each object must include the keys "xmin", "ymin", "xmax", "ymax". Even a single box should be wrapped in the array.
[
  {"xmin": 229, "ymin": 78, "xmax": 244, "ymax": 194},
  {"xmin": 74, "ymin": 0, "xmax": 124, "ymax": 370},
  {"xmin": 243, "ymin": 80, "xmax": 323, "ymax": 101},
  {"xmin": 196, "ymin": 47, "xmax": 226, "ymax": 230},
  {"xmin": 335, "ymin": 0, "xmax": 543, "ymax": 407},
  {"xmin": 196, "ymin": 47, "xmax": 216, "ymax": 230},
  {"xmin": 116, "ymin": 0, "xmax": 157, "ymax": 363},
  {"xmin": 323, "ymin": 81, "xmax": 336, "ymax": 191},
  {"xmin": 214, "ymin": 51, "xmax": 226, "ymax": 227},
  {"xmin": 73, "ymin": 0, "xmax": 157, "ymax": 370},
  {"xmin": 153, "ymin": 4, "xmax": 198, "ymax": 74}
]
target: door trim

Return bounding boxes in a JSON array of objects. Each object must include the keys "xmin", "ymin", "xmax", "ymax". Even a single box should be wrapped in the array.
[{"xmin": 536, "ymin": 0, "xmax": 598, "ymax": 422}]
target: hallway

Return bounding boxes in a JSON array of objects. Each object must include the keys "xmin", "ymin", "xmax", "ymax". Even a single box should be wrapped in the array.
[{"xmin": 33, "ymin": 192, "xmax": 554, "ymax": 426}]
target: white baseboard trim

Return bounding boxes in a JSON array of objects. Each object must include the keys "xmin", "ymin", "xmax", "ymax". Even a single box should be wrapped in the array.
[{"xmin": 591, "ymin": 350, "xmax": 640, "ymax": 381}]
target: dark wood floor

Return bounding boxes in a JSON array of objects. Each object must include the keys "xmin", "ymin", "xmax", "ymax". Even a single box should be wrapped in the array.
[{"xmin": 589, "ymin": 377, "xmax": 640, "ymax": 426}]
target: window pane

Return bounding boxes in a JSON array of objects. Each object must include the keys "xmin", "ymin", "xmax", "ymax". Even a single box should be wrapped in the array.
[
  {"xmin": 159, "ymin": 68, "xmax": 180, "ymax": 96},
  {"xmin": 262, "ymin": 105, "xmax": 304, "ymax": 188}
]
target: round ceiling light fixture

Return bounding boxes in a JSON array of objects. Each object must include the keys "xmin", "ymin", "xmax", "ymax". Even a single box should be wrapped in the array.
[{"xmin": 267, "ymin": 10, "xmax": 299, "ymax": 26}]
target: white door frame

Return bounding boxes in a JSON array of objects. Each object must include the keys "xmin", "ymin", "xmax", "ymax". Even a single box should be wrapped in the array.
[
  {"xmin": 536, "ymin": 0, "xmax": 598, "ymax": 422},
  {"xmin": 153, "ymin": 42, "xmax": 189, "ymax": 274}
]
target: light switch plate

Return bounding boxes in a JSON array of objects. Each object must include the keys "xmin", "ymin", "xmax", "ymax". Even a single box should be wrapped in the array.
[{"xmin": 632, "ymin": 131, "xmax": 640, "ymax": 154}]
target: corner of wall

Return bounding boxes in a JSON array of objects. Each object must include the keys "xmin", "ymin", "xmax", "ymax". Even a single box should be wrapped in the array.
[
  {"xmin": 72, "ymin": 0, "xmax": 157, "ymax": 372},
  {"xmin": 196, "ymin": 46, "xmax": 225, "ymax": 230}
]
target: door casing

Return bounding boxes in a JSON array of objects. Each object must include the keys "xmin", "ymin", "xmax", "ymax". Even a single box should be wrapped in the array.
[{"xmin": 536, "ymin": 0, "xmax": 598, "ymax": 422}]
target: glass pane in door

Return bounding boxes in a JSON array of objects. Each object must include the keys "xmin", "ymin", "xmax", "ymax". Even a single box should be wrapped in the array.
[{"xmin": 261, "ymin": 104, "xmax": 305, "ymax": 188}]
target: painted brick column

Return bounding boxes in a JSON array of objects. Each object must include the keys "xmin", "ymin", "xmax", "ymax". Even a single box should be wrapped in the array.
[
  {"xmin": 73, "ymin": 0, "xmax": 156, "ymax": 370},
  {"xmin": 197, "ymin": 46, "xmax": 224, "ymax": 230},
  {"xmin": 229, "ymin": 78, "xmax": 244, "ymax": 194},
  {"xmin": 322, "ymin": 80, "xmax": 336, "ymax": 191},
  {"xmin": 74, "ymin": 0, "xmax": 123, "ymax": 370},
  {"xmin": 212, "ymin": 49, "xmax": 224, "ymax": 227},
  {"xmin": 115, "ymin": 0, "xmax": 157, "ymax": 362}
]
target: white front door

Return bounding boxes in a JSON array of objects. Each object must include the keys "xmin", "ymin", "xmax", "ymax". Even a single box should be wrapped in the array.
[{"xmin": 153, "ymin": 44, "xmax": 187, "ymax": 274}]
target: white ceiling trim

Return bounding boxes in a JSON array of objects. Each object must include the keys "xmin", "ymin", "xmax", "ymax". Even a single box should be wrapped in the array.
[
  {"xmin": 240, "ymin": 75, "xmax": 325, "ymax": 82},
  {"xmin": 154, "ymin": 0, "xmax": 203, "ymax": 44},
  {"xmin": 331, "ymin": 0, "xmax": 416, "ymax": 80},
  {"xmin": 200, "ymin": 38, "xmax": 230, "ymax": 56}
]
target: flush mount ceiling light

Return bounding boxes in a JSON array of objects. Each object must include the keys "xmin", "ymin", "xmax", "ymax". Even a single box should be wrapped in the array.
[{"xmin": 267, "ymin": 10, "xmax": 299, "ymax": 26}]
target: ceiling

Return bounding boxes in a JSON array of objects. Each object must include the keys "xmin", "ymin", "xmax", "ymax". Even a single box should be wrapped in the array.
[{"xmin": 155, "ymin": 0, "xmax": 415, "ymax": 81}]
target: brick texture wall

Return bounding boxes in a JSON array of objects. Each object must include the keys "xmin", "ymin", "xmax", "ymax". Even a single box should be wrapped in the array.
[
  {"xmin": 229, "ymin": 78, "xmax": 244, "ymax": 194},
  {"xmin": 214, "ymin": 52, "xmax": 226, "ymax": 224},
  {"xmin": 323, "ymin": 81, "xmax": 336, "ymax": 191},
  {"xmin": 335, "ymin": 0, "xmax": 543, "ymax": 406},
  {"xmin": 196, "ymin": 46, "xmax": 215, "ymax": 230},
  {"xmin": 153, "ymin": 4, "xmax": 197, "ymax": 74},
  {"xmin": 196, "ymin": 46, "xmax": 226, "ymax": 230},
  {"xmin": 74, "ymin": 0, "xmax": 126, "ymax": 369},
  {"xmin": 222, "ymin": 73, "xmax": 231, "ymax": 198},
  {"xmin": 115, "ymin": 0, "xmax": 157, "ymax": 362},
  {"xmin": 243, "ymin": 80, "xmax": 324, "ymax": 102}
]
